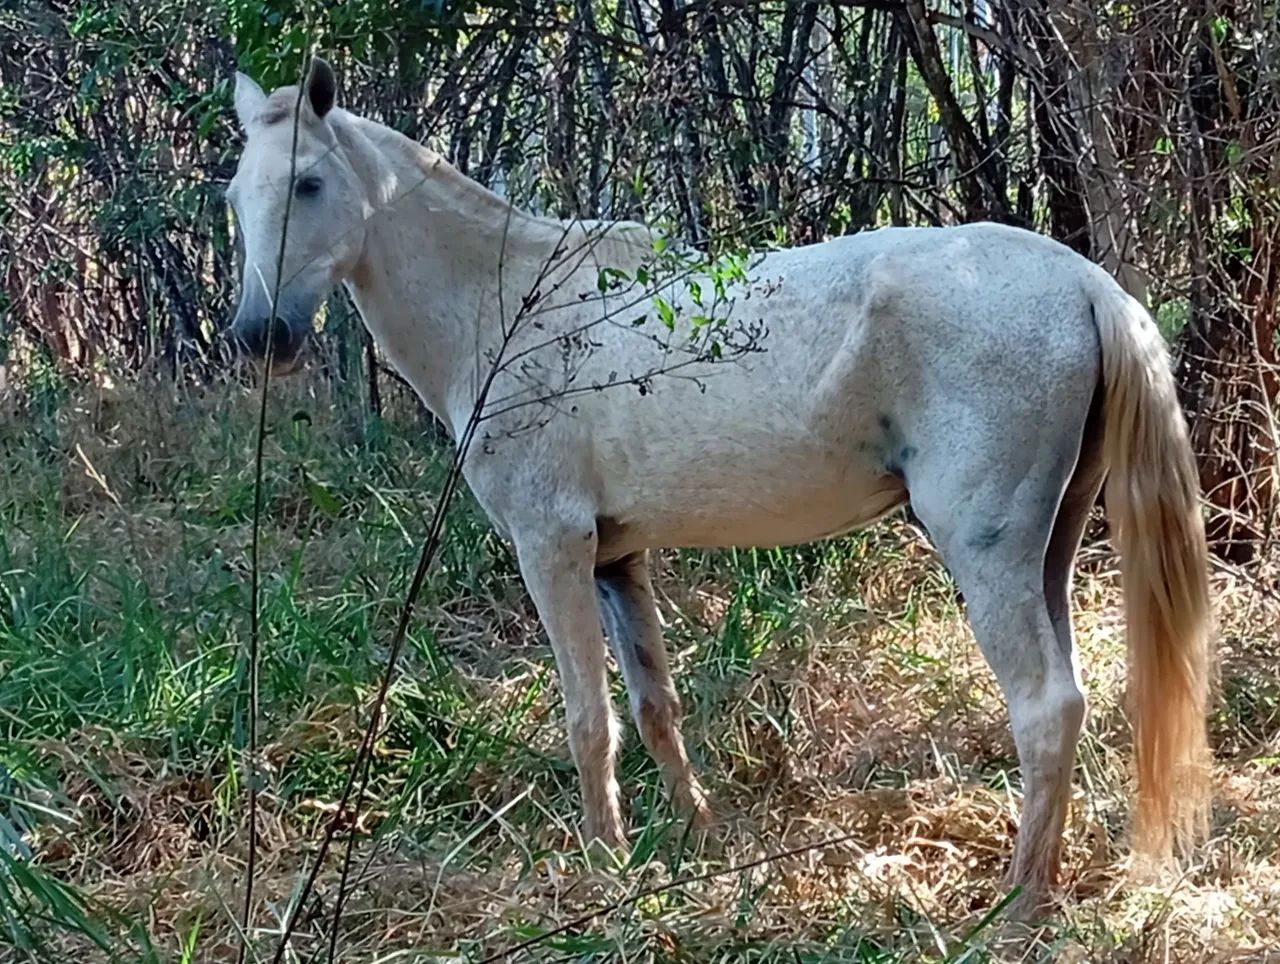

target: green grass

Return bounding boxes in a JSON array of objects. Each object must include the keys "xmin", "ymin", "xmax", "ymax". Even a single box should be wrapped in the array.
[{"xmin": 0, "ymin": 373, "xmax": 1276, "ymax": 962}]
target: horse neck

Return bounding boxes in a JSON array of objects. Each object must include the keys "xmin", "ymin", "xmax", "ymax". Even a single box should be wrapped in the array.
[{"xmin": 338, "ymin": 113, "xmax": 569, "ymax": 428}]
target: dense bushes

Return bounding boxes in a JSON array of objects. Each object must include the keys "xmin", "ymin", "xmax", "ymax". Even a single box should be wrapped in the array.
[{"xmin": 3, "ymin": 0, "xmax": 1279, "ymax": 557}]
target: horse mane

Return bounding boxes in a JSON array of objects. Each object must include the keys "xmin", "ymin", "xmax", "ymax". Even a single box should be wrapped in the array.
[{"xmin": 346, "ymin": 111, "xmax": 663, "ymax": 259}]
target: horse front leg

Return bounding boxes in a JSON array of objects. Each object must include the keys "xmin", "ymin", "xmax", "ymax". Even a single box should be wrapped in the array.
[
  {"xmin": 596, "ymin": 550, "xmax": 711, "ymax": 827},
  {"xmin": 514, "ymin": 523, "xmax": 627, "ymax": 852}
]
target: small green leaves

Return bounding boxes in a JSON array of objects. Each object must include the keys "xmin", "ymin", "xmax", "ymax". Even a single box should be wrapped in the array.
[
  {"xmin": 654, "ymin": 296, "xmax": 676, "ymax": 330},
  {"xmin": 596, "ymin": 267, "xmax": 630, "ymax": 293},
  {"xmin": 305, "ymin": 479, "xmax": 342, "ymax": 518}
]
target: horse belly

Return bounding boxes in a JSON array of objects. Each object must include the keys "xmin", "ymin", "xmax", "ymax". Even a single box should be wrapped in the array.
[{"xmin": 596, "ymin": 437, "xmax": 905, "ymax": 556}]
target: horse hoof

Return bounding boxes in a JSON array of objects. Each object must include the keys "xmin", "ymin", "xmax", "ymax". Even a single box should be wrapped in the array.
[
  {"xmin": 676, "ymin": 783, "xmax": 714, "ymax": 831},
  {"xmin": 1001, "ymin": 883, "xmax": 1056, "ymax": 923},
  {"xmin": 582, "ymin": 821, "xmax": 629, "ymax": 867}
]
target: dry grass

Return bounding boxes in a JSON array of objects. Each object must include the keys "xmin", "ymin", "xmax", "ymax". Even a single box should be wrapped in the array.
[{"xmin": 2, "ymin": 378, "xmax": 1278, "ymax": 962}]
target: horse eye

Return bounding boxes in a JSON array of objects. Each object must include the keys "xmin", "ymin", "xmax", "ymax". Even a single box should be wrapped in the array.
[{"xmin": 295, "ymin": 175, "xmax": 322, "ymax": 199}]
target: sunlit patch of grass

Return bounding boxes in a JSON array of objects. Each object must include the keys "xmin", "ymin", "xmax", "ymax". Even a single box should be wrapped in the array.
[{"xmin": 0, "ymin": 376, "xmax": 1277, "ymax": 961}]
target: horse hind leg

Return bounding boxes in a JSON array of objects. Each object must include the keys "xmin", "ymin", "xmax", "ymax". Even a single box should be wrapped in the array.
[
  {"xmin": 596, "ymin": 551, "xmax": 711, "ymax": 826},
  {"xmin": 909, "ymin": 441, "xmax": 1087, "ymax": 915}
]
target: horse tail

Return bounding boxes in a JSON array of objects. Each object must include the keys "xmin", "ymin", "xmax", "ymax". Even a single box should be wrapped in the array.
[{"xmin": 1090, "ymin": 278, "xmax": 1212, "ymax": 861}]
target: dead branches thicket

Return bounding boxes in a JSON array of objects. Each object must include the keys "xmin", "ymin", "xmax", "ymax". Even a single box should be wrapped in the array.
[{"xmin": 2, "ymin": 0, "xmax": 1277, "ymax": 558}]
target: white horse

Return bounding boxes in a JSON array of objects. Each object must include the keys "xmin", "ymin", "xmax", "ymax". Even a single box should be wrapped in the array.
[{"xmin": 225, "ymin": 59, "xmax": 1211, "ymax": 915}]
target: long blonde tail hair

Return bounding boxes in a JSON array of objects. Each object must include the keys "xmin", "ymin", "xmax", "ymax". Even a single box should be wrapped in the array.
[{"xmin": 1091, "ymin": 282, "xmax": 1212, "ymax": 859}]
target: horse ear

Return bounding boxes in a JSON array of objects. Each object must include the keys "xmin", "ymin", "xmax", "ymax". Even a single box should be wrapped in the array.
[
  {"xmin": 234, "ymin": 71, "xmax": 267, "ymax": 130},
  {"xmin": 306, "ymin": 56, "xmax": 336, "ymax": 119}
]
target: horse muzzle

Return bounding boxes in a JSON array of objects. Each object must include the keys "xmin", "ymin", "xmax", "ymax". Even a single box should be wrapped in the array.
[{"xmin": 228, "ymin": 314, "xmax": 308, "ymax": 375}]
